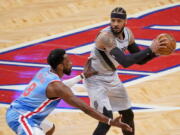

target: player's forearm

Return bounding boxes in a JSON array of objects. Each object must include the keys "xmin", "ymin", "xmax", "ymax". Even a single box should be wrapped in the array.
[
  {"xmin": 83, "ymin": 106, "xmax": 109, "ymax": 124},
  {"xmin": 128, "ymin": 42, "xmax": 156, "ymax": 65},
  {"xmin": 67, "ymin": 96, "xmax": 109, "ymax": 124},
  {"xmin": 62, "ymin": 75, "xmax": 83, "ymax": 88},
  {"xmin": 110, "ymin": 47, "xmax": 154, "ymax": 68}
]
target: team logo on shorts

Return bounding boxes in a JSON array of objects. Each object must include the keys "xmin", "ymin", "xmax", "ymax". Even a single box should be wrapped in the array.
[{"xmin": 94, "ymin": 101, "xmax": 99, "ymax": 110}]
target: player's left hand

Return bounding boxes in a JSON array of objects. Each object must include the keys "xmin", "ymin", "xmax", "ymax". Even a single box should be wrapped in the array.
[
  {"xmin": 83, "ymin": 58, "xmax": 98, "ymax": 78},
  {"xmin": 110, "ymin": 115, "xmax": 132, "ymax": 132}
]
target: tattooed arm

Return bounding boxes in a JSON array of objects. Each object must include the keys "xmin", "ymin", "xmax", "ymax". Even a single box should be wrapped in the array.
[{"xmin": 95, "ymin": 32, "xmax": 117, "ymax": 51}]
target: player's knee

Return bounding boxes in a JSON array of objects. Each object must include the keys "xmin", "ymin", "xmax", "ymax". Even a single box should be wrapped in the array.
[
  {"xmin": 93, "ymin": 122, "xmax": 111, "ymax": 135},
  {"xmin": 100, "ymin": 107, "xmax": 112, "ymax": 132},
  {"xmin": 119, "ymin": 109, "xmax": 135, "ymax": 135},
  {"xmin": 46, "ymin": 124, "xmax": 55, "ymax": 135},
  {"xmin": 102, "ymin": 107, "xmax": 113, "ymax": 118},
  {"xmin": 93, "ymin": 107, "xmax": 113, "ymax": 135},
  {"xmin": 119, "ymin": 108, "xmax": 134, "ymax": 122},
  {"xmin": 40, "ymin": 119, "xmax": 55, "ymax": 135},
  {"xmin": 32, "ymin": 127, "xmax": 45, "ymax": 135}
]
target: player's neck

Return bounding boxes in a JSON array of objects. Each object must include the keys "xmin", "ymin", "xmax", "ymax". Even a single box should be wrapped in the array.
[
  {"xmin": 118, "ymin": 31, "xmax": 125, "ymax": 40},
  {"xmin": 50, "ymin": 68, "xmax": 64, "ymax": 78}
]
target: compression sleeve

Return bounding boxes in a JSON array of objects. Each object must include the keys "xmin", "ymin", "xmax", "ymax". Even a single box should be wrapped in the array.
[
  {"xmin": 62, "ymin": 75, "xmax": 82, "ymax": 88},
  {"xmin": 128, "ymin": 42, "xmax": 156, "ymax": 65},
  {"xmin": 110, "ymin": 47, "xmax": 153, "ymax": 68},
  {"xmin": 127, "ymin": 42, "xmax": 141, "ymax": 53}
]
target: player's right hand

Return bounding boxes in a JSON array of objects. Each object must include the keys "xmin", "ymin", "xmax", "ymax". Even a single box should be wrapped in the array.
[
  {"xmin": 150, "ymin": 38, "xmax": 168, "ymax": 55},
  {"xmin": 110, "ymin": 115, "xmax": 132, "ymax": 132}
]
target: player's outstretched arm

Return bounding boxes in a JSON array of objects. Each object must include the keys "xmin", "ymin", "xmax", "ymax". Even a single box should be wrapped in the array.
[
  {"xmin": 62, "ymin": 58, "xmax": 97, "ymax": 87},
  {"xmin": 46, "ymin": 81, "xmax": 132, "ymax": 132}
]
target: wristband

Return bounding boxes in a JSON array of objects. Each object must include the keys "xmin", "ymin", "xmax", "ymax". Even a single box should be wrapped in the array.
[{"xmin": 80, "ymin": 73, "xmax": 85, "ymax": 79}]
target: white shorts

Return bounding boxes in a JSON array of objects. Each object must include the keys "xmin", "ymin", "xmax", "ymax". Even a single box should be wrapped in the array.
[{"xmin": 84, "ymin": 71, "xmax": 131, "ymax": 113}]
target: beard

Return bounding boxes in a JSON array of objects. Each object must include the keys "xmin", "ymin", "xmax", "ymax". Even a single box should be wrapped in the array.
[
  {"xmin": 110, "ymin": 25, "xmax": 125, "ymax": 36},
  {"xmin": 63, "ymin": 68, "xmax": 71, "ymax": 75}
]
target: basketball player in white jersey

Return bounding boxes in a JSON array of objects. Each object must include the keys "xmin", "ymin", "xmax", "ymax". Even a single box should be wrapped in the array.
[
  {"xmin": 84, "ymin": 7, "xmax": 168, "ymax": 135},
  {"xmin": 6, "ymin": 49, "xmax": 132, "ymax": 135}
]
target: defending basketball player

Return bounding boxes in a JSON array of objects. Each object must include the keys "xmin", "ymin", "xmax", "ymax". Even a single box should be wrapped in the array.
[
  {"xmin": 6, "ymin": 49, "xmax": 132, "ymax": 135},
  {"xmin": 84, "ymin": 7, "xmax": 176, "ymax": 135}
]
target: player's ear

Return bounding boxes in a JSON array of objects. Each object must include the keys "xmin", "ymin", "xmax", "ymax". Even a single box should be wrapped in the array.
[{"xmin": 57, "ymin": 63, "xmax": 63, "ymax": 71}]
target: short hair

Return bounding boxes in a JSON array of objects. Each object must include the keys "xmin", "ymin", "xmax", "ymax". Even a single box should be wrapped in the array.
[
  {"xmin": 47, "ymin": 49, "xmax": 66, "ymax": 70},
  {"xmin": 111, "ymin": 7, "xmax": 127, "ymax": 19},
  {"xmin": 111, "ymin": 7, "xmax": 126, "ymax": 14}
]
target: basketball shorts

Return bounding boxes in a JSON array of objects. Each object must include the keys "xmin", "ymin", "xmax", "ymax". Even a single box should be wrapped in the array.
[
  {"xmin": 84, "ymin": 71, "xmax": 131, "ymax": 113},
  {"xmin": 6, "ymin": 105, "xmax": 53, "ymax": 135}
]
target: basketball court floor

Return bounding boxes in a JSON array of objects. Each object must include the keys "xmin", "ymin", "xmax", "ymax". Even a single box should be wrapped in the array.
[{"xmin": 0, "ymin": 1, "xmax": 179, "ymax": 135}]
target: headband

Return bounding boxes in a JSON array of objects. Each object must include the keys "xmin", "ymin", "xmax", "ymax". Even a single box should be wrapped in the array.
[{"xmin": 111, "ymin": 13, "xmax": 126, "ymax": 19}]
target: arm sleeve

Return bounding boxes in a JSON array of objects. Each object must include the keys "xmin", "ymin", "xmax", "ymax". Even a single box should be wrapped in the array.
[
  {"xmin": 62, "ymin": 75, "xmax": 82, "ymax": 88},
  {"xmin": 110, "ymin": 47, "xmax": 154, "ymax": 68},
  {"xmin": 127, "ymin": 42, "xmax": 157, "ymax": 65}
]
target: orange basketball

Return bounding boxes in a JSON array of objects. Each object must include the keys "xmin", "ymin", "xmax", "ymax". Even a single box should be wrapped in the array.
[{"xmin": 156, "ymin": 33, "xmax": 176, "ymax": 55}]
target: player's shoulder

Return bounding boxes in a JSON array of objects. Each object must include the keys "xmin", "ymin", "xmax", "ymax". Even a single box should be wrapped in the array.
[
  {"xmin": 124, "ymin": 27, "xmax": 135, "ymax": 45},
  {"xmin": 101, "ymin": 26, "xmax": 111, "ymax": 32},
  {"xmin": 125, "ymin": 27, "xmax": 133, "ymax": 34},
  {"xmin": 37, "ymin": 67, "xmax": 61, "ymax": 83},
  {"xmin": 99, "ymin": 31, "xmax": 113, "ymax": 37},
  {"xmin": 96, "ymin": 31, "xmax": 115, "ymax": 45},
  {"xmin": 95, "ymin": 31, "xmax": 116, "ymax": 51},
  {"xmin": 38, "ymin": 67, "xmax": 49, "ymax": 73}
]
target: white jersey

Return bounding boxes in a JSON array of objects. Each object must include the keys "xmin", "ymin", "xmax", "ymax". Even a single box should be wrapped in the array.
[
  {"xmin": 84, "ymin": 26, "xmax": 132, "ymax": 112},
  {"xmin": 90, "ymin": 26, "xmax": 131, "ymax": 75}
]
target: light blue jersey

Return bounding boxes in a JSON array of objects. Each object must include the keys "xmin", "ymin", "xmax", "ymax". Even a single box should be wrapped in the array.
[{"xmin": 6, "ymin": 67, "xmax": 61, "ymax": 135}]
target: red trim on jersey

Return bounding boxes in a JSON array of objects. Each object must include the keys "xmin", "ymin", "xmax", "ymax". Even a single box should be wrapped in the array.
[
  {"xmin": 26, "ymin": 99, "xmax": 52, "ymax": 118},
  {"xmin": 20, "ymin": 116, "xmax": 33, "ymax": 135}
]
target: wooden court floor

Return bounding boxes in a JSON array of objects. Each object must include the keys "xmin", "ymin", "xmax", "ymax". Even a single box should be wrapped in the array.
[{"xmin": 0, "ymin": 0, "xmax": 180, "ymax": 135}]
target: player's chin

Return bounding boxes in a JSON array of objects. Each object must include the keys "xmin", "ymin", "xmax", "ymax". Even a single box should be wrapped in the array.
[
  {"xmin": 112, "ymin": 29, "xmax": 121, "ymax": 35},
  {"xmin": 63, "ymin": 69, "xmax": 71, "ymax": 75},
  {"xmin": 113, "ymin": 28, "xmax": 120, "ymax": 32}
]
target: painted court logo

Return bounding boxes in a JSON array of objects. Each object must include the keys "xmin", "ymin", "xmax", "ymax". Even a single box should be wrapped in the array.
[{"xmin": 0, "ymin": 4, "xmax": 179, "ymax": 111}]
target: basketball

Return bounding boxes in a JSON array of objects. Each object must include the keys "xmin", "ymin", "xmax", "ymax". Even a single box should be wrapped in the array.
[{"xmin": 156, "ymin": 33, "xmax": 176, "ymax": 55}]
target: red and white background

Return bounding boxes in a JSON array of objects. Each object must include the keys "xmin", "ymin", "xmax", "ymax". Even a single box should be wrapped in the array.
[{"xmin": 0, "ymin": 4, "xmax": 179, "ymax": 112}]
